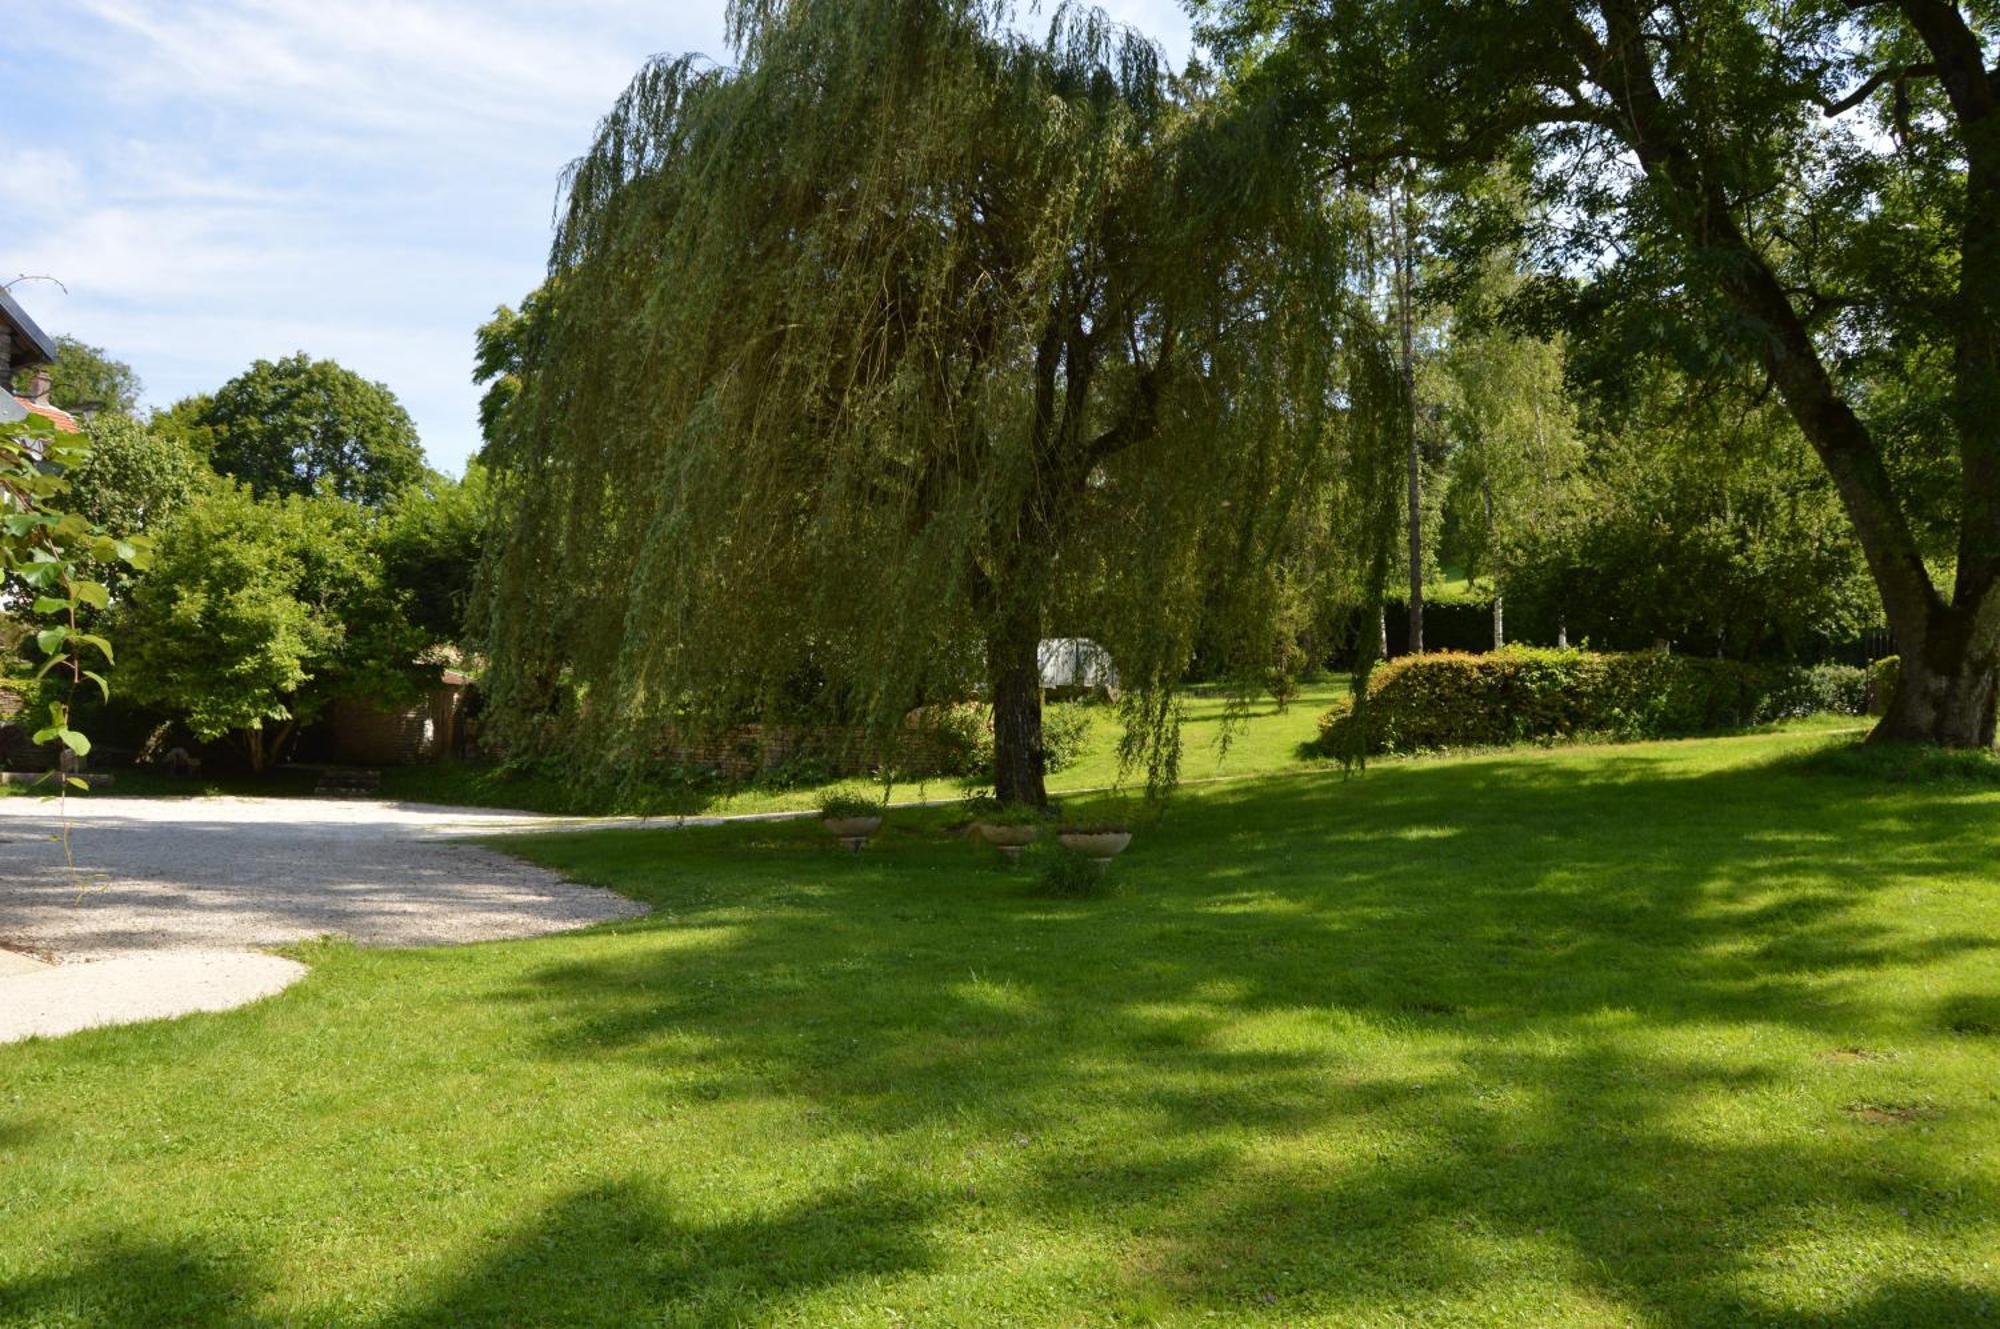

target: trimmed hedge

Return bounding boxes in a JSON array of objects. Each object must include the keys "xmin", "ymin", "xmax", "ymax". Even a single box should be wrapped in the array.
[{"xmin": 1318, "ymin": 648, "xmax": 1870, "ymax": 756}]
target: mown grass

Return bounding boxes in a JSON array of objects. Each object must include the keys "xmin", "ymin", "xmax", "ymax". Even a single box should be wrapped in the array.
[{"xmin": 3, "ymin": 726, "xmax": 1997, "ymax": 1325}]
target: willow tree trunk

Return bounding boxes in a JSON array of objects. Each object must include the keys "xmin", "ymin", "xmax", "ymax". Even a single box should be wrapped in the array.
[{"xmin": 988, "ymin": 600, "xmax": 1048, "ymax": 808}]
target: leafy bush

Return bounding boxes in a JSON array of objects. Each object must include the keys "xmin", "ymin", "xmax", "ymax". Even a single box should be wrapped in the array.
[
  {"xmin": 1869, "ymin": 656, "xmax": 1901, "ymax": 717},
  {"xmin": 1042, "ymin": 703, "xmax": 1095, "ymax": 773},
  {"xmin": 1318, "ymin": 647, "xmax": 1872, "ymax": 756},
  {"xmin": 905, "ymin": 701, "xmax": 989, "ymax": 776},
  {"xmin": 966, "ymin": 797, "xmax": 1047, "ymax": 827},
  {"xmin": 1036, "ymin": 844, "xmax": 1111, "ymax": 897},
  {"xmin": 905, "ymin": 700, "xmax": 1095, "ymax": 777},
  {"xmin": 819, "ymin": 793, "xmax": 883, "ymax": 820},
  {"xmin": 1760, "ymin": 663, "xmax": 1871, "ymax": 720}
]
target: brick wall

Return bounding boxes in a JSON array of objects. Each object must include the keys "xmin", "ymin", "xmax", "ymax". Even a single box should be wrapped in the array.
[{"xmin": 327, "ymin": 686, "xmax": 466, "ymax": 766}]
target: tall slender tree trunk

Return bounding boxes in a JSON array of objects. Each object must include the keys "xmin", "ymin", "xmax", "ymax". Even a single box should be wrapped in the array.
[
  {"xmin": 1395, "ymin": 173, "xmax": 1424, "ymax": 654},
  {"xmin": 988, "ymin": 597, "xmax": 1048, "ymax": 808},
  {"xmin": 1482, "ymin": 478, "xmax": 1504, "ymax": 650}
]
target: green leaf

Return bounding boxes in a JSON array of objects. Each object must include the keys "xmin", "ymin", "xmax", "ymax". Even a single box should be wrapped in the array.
[
  {"xmin": 65, "ymin": 776, "xmax": 89, "ymax": 791},
  {"xmin": 31, "ymin": 595, "xmax": 71, "ymax": 616},
  {"xmin": 34, "ymin": 625, "xmax": 69, "ymax": 656},
  {"xmin": 59, "ymin": 729, "xmax": 91, "ymax": 757},
  {"xmin": 73, "ymin": 633, "xmax": 114, "ymax": 664},
  {"xmin": 83, "ymin": 670, "xmax": 111, "ymax": 703},
  {"xmin": 73, "ymin": 581, "xmax": 110, "ymax": 610}
]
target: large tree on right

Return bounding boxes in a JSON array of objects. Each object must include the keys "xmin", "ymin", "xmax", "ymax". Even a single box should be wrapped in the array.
[{"xmin": 1208, "ymin": 0, "xmax": 2000, "ymax": 745}]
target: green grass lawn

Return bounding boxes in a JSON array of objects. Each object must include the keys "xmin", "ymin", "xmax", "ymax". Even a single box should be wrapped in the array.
[{"xmin": 4, "ymin": 727, "xmax": 1997, "ymax": 1325}]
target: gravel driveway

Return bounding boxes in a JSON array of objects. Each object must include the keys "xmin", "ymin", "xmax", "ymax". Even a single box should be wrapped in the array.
[
  {"xmin": 0, "ymin": 795, "xmax": 652, "ymax": 1042},
  {"xmin": 0, "ymin": 796, "xmax": 648, "ymax": 960}
]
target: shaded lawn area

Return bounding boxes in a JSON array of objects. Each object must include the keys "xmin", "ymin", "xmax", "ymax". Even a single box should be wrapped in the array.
[
  {"xmin": 372, "ymin": 681, "xmax": 1353, "ymax": 816},
  {"xmin": 3, "ymin": 729, "xmax": 1998, "ymax": 1325},
  {"xmin": 14, "ymin": 680, "xmax": 1350, "ymax": 815}
]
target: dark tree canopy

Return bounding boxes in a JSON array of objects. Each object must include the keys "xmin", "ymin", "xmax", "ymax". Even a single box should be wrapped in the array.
[
  {"xmin": 1206, "ymin": 0, "xmax": 2000, "ymax": 746},
  {"xmin": 483, "ymin": 0, "xmax": 1395, "ymax": 802},
  {"xmin": 198, "ymin": 353, "xmax": 425, "ymax": 506}
]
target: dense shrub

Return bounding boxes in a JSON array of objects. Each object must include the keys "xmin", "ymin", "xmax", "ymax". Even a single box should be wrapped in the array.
[
  {"xmin": 1033, "ymin": 843, "xmax": 1113, "ymax": 897},
  {"xmin": 1761, "ymin": 663, "xmax": 1872, "ymax": 720},
  {"xmin": 1869, "ymin": 656, "xmax": 1901, "ymax": 717},
  {"xmin": 905, "ymin": 700, "xmax": 1094, "ymax": 777},
  {"xmin": 1318, "ymin": 648, "xmax": 1870, "ymax": 756},
  {"xmin": 1042, "ymin": 703, "xmax": 1095, "ymax": 772}
]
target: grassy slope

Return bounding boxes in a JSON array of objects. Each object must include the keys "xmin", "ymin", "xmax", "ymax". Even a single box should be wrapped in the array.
[{"xmin": 3, "ymin": 727, "xmax": 1997, "ymax": 1326}]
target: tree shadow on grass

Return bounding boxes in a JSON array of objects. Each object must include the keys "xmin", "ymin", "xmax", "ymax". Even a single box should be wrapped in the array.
[
  {"xmin": 0, "ymin": 1181, "xmax": 935, "ymax": 1328},
  {"xmin": 0, "ymin": 1232, "xmax": 269, "ymax": 1328},
  {"xmin": 380, "ymin": 1178, "xmax": 936, "ymax": 1328},
  {"xmin": 489, "ymin": 743, "xmax": 2000, "ymax": 1322}
]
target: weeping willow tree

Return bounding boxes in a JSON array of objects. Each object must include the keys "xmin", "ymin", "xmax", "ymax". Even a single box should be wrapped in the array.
[{"xmin": 481, "ymin": 0, "xmax": 1398, "ymax": 805}]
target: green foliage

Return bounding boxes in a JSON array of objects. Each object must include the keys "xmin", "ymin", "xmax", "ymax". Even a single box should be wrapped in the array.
[
  {"xmin": 1034, "ymin": 842, "xmax": 1111, "ymax": 897},
  {"xmin": 115, "ymin": 483, "xmax": 426, "ymax": 769},
  {"xmin": 195, "ymin": 354, "xmax": 425, "ymax": 506},
  {"xmin": 1, "ymin": 410, "xmax": 149, "ymax": 770},
  {"xmin": 481, "ymin": 0, "xmax": 1389, "ymax": 804},
  {"xmin": 1318, "ymin": 648, "xmax": 1870, "ymax": 755},
  {"xmin": 1762, "ymin": 664, "xmax": 1873, "ymax": 722},
  {"xmin": 63, "ymin": 413, "xmax": 202, "ymax": 536},
  {"xmin": 12, "ymin": 334, "xmax": 142, "ymax": 415},
  {"xmin": 967, "ymin": 797, "xmax": 1048, "ymax": 827},
  {"xmin": 1040, "ymin": 703, "xmax": 1095, "ymax": 775},
  {"xmin": 906, "ymin": 699, "xmax": 1095, "ymax": 779},
  {"xmin": 1493, "ymin": 383, "xmax": 1878, "ymax": 659},
  {"xmin": 1207, "ymin": 0, "xmax": 2000, "ymax": 742},
  {"xmin": 379, "ymin": 465, "xmax": 491, "ymax": 647},
  {"xmin": 818, "ymin": 793, "xmax": 883, "ymax": 820},
  {"xmin": 1870, "ymin": 656, "xmax": 1902, "ymax": 718}
]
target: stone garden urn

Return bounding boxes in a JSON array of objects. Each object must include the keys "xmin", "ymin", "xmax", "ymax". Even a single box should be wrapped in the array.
[
  {"xmin": 822, "ymin": 815, "xmax": 884, "ymax": 852},
  {"xmin": 1057, "ymin": 829, "xmax": 1131, "ymax": 862},
  {"xmin": 975, "ymin": 822, "xmax": 1040, "ymax": 863}
]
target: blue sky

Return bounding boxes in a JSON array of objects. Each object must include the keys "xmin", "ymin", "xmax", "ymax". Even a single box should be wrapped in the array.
[{"xmin": 5, "ymin": 1, "xmax": 1194, "ymax": 475}]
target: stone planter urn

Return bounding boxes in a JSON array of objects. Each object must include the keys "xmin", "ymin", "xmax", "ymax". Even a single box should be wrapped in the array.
[
  {"xmin": 822, "ymin": 815, "xmax": 884, "ymax": 852},
  {"xmin": 975, "ymin": 822, "xmax": 1040, "ymax": 863},
  {"xmin": 1057, "ymin": 829, "xmax": 1131, "ymax": 863}
]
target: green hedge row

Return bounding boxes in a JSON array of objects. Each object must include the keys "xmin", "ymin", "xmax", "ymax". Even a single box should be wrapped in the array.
[{"xmin": 1318, "ymin": 648, "xmax": 1872, "ymax": 756}]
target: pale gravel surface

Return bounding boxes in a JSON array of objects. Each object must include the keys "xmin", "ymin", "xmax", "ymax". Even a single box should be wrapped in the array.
[
  {"xmin": 0, "ymin": 795, "xmax": 656, "ymax": 1042},
  {"xmin": 0, "ymin": 950, "xmax": 307, "ymax": 1043}
]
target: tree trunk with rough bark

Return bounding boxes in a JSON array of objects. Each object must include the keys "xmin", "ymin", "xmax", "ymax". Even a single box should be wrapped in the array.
[
  {"xmin": 1871, "ymin": 592, "xmax": 2000, "ymax": 747},
  {"xmin": 1583, "ymin": 0, "xmax": 2000, "ymax": 747},
  {"xmin": 988, "ymin": 601, "xmax": 1047, "ymax": 808}
]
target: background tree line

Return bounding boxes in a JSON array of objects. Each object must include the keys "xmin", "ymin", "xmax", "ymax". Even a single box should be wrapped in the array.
[{"xmin": 3, "ymin": 343, "xmax": 486, "ymax": 773}]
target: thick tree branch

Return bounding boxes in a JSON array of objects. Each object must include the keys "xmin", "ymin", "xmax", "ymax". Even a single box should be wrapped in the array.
[{"xmin": 1820, "ymin": 62, "xmax": 1938, "ymax": 116}]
